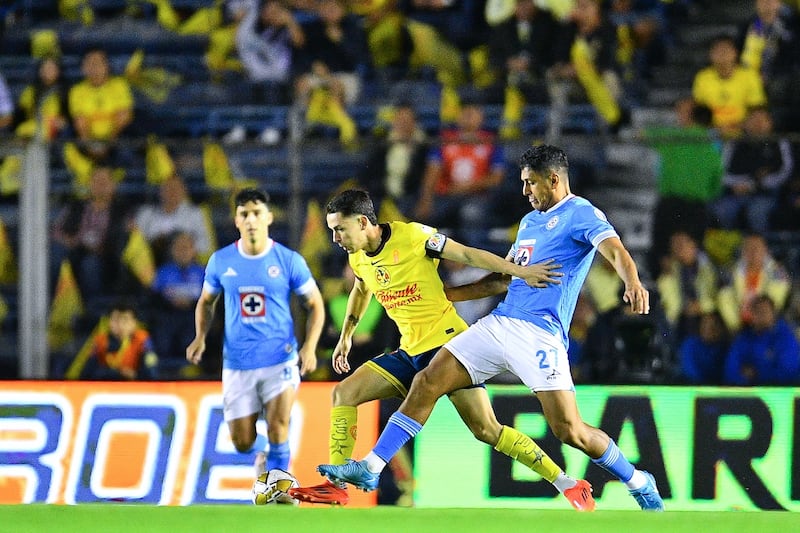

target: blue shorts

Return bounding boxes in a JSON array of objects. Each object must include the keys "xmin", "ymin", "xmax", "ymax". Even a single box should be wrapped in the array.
[{"xmin": 364, "ymin": 346, "xmax": 484, "ymax": 397}]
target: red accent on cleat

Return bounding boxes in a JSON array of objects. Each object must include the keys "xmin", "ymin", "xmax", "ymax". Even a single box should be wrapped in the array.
[
  {"xmin": 563, "ymin": 479, "xmax": 595, "ymax": 512},
  {"xmin": 288, "ymin": 480, "xmax": 350, "ymax": 505}
]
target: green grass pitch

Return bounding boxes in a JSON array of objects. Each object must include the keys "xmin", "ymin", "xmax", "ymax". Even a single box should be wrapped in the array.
[{"xmin": 0, "ymin": 505, "xmax": 794, "ymax": 533}]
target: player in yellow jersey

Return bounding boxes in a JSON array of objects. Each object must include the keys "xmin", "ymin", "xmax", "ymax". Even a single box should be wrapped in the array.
[{"xmin": 289, "ymin": 189, "xmax": 595, "ymax": 511}]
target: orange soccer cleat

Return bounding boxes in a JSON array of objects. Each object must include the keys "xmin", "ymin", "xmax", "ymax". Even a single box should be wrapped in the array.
[
  {"xmin": 563, "ymin": 479, "xmax": 596, "ymax": 512},
  {"xmin": 288, "ymin": 480, "xmax": 350, "ymax": 505}
]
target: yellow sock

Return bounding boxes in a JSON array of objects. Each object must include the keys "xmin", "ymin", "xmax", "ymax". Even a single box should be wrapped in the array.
[
  {"xmin": 494, "ymin": 425, "xmax": 561, "ymax": 483},
  {"xmin": 330, "ymin": 406, "xmax": 357, "ymax": 466}
]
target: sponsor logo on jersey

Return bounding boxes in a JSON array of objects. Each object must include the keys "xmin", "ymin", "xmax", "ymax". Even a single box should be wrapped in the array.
[
  {"xmin": 546, "ymin": 216, "xmax": 559, "ymax": 230},
  {"xmin": 267, "ymin": 266, "xmax": 280, "ymax": 278}
]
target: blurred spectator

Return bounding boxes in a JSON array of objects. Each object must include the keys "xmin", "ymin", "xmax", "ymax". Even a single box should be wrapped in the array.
[
  {"xmin": 78, "ymin": 300, "xmax": 159, "ymax": 380},
  {"xmin": 223, "ymin": 0, "xmax": 304, "ymax": 143},
  {"xmin": 771, "ymin": 149, "xmax": 800, "ymax": 231},
  {"xmin": 51, "ymin": 166, "xmax": 139, "ymax": 304},
  {"xmin": 608, "ymin": 0, "xmax": 668, "ymax": 81},
  {"xmin": 357, "ymin": 102, "xmax": 429, "ymax": 216},
  {"xmin": 149, "ymin": 231, "xmax": 205, "ymax": 378},
  {"xmin": 656, "ymin": 231, "xmax": 719, "ymax": 344},
  {"xmin": 717, "ymin": 233, "xmax": 791, "ymax": 332},
  {"xmin": 295, "ymin": 0, "xmax": 370, "ymax": 146},
  {"xmin": 13, "ymin": 57, "xmax": 68, "ymax": 141},
  {"xmin": 722, "ymin": 294, "xmax": 800, "ymax": 385},
  {"xmin": 678, "ymin": 310, "xmax": 730, "ymax": 384},
  {"xmin": 567, "ymin": 293, "xmax": 597, "ymax": 383},
  {"xmin": 68, "ymin": 48, "xmax": 134, "ymax": 162},
  {"xmin": 400, "ymin": 0, "xmax": 488, "ymax": 51},
  {"xmin": 711, "ymin": 107, "xmax": 793, "ymax": 233},
  {"xmin": 692, "ymin": 34, "xmax": 767, "ymax": 138},
  {"xmin": 134, "ymin": 174, "xmax": 212, "ymax": 265},
  {"xmin": 486, "ymin": 0, "xmax": 560, "ymax": 139},
  {"xmin": 738, "ymin": 0, "xmax": 800, "ymax": 105},
  {"xmin": 0, "ymin": 71, "xmax": 12, "ymax": 131},
  {"xmin": 643, "ymin": 98, "xmax": 722, "ymax": 276},
  {"xmin": 582, "ymin": 256, "xmax": 670, "ymax": 383},
  {"xmin": 414, "ymin": 102, "xmax": 505, "ymax": 243},
  {"xmin": 358, "ymin": 0, "xmax": 414, "ymax": 83},
  {"xmin": 235, "ymin": 0, "xmax": 304, "ymax": 104},
  {"xmin": 547, "ymin": 0, "xmax": 628, "ymax": 136}
]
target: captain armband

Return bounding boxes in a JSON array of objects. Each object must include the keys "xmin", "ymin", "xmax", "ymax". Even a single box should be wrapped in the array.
[{"xmin": 424, "ymin": 232, "xmax": 448, "ymax": 258}]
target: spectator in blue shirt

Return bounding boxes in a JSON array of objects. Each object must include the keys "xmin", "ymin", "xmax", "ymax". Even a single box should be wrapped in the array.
[
  {"xmin": 723, "ymin": 294, "xmax": 800, "ymax": 385},
  {"xmin": 678, "ymin": 311, "xmax": 729, "ymax": 384},
  {"xmin": 150, "ymin": 231, "xmax": 205, "ymax": 377}
]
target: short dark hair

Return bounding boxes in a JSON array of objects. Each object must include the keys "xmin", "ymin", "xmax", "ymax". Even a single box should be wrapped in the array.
[
  {"xmin": 519, "ymin": 145, "xmax": 569, "ymax": 174},
  {"xmin": 325, "ymin": 189, "xmax": 378, "ymax": 225},
  {"xmin": 110, "ymin": 298, "xmax": 138, "ymax": 317},
  {"xmin": 234, "ymin": 188, "xmax": 269, "ymax": 207}
]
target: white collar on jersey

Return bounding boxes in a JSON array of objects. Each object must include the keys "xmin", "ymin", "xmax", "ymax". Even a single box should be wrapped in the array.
[
  {"xmin": 236, "ymin": 238, "xmax": 274, "ymax": 259},
  {"xmin": 542, "ymin": 193, "xmax": 576, "ymax": 213}
]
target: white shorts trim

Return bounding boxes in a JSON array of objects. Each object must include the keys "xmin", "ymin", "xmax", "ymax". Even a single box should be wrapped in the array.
[
  {"xmin": 445, "ymin": 314, "xmax": 575, "ymax": 392},
  {"xmin": 221, "ymin": 360, "xmax": 300, "ymax": 421}
]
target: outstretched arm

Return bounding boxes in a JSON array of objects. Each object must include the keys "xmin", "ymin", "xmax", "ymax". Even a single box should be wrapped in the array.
[
  {"xmin": 440, "ymin": 237, "xmax": 562, "ymax": 288},
  {"xmin": 445, "ymin": 271, "xmax": 510, "ymax": 302},
  {"xmin": 597, "ymin": 236, "xmax": 649, "ymax": 314}
]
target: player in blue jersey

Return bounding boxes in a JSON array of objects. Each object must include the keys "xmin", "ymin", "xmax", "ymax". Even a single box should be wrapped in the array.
[
  {"xmin": 318, "ymin": 145, "xmax": 665, "ymax": 511},
  {"xmin": 186, "ymin": 188, "xmax": 325, "ymax": 478}
]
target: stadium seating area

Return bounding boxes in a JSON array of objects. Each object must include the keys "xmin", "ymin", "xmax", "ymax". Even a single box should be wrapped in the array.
[{"xmin": 0, "ymin": 0, "xmax": 798, "ymax": 383}]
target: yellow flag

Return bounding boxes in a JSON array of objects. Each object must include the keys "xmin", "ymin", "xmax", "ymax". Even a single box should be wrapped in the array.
[
  {"xmin": 377, "ymin": 197, "xmax": 408, "ymax": 223},
  {"xmin": 63, "ymin": 142, "xmax": 94, "ymax": 195},
  {"xmin": 145, "ymin": 134, "xmax": 175, "ymax": 185},
  {"xmin": 122, "ymin": 229, "xmax": 156, "ymax": 288},
  {"xmin": 298, "ymin": 199, "xmax": 329, "ymax": 280},
  {"xmin": 203, "ymin": 140, "xmax": 235, "ymax": 191},
  {"xmin": 0, "ymin": 155, "xmax": 22, "ymax": 197},
  {"xmin": 30, "ymin": 29, "xmax": 61, "ymax": 58},
  {"xmin": 0, "ymin": 217, "xmax": 16, "ymax": 284},
  {"xmin": 47, "ymin": 260, "xmax": 84, "ymax": 352},
  {"xmin": 178, "ymin": 2, "xmax": 223, "ymax": 35},
  {"xmin": 65, "ymin": 316, "xmax": 108, "ymax": 380},
  {"xmin": 198, "ymin": 203, "xmax": 218, "ymax": 265}
]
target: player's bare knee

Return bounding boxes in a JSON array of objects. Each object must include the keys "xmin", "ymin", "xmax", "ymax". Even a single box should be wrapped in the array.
[
  {"xmin": 231, "ymin": 434, "xmax": 255, "ymax": 453},
  {"xmin": 411, "ymin": 368, "xmax": 442, "ymax": 400},
  {"xmin": 331, "ymin": 381, "xmax": 354, "ymax": 406},
  {"xmin": 467, "ymin": 423, "xmax": 497, "ymax": 445},
  {"xmin": 550, "ymin": 421, "xmax": 583, "ymax": 448}
]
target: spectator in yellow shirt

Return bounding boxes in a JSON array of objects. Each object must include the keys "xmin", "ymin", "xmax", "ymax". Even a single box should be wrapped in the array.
[
  {"xmin": 68, "ymin": 49, "xmax": 134, "ymax": 148},
  {"xmin": 692, "ymin": 34, "xmax": 766, "ymax": 138}
]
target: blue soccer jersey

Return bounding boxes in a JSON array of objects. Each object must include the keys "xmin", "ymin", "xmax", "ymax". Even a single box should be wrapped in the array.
[
  {"xmin": 203, "ymin": 239, "xmax": 317, "ymax": 370},
  {"xmin": 494, "ymin": 194, "xmax": 618, "ymax": 345}
]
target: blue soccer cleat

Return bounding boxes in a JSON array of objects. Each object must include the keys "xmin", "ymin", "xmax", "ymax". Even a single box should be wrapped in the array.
[
  {"xmin": 629, "ymin": 471, "xmax": 665, "ymax": 511},
  {"xmin": 317, "ymin": 459, "xmax": 380, "ymax": 492}
]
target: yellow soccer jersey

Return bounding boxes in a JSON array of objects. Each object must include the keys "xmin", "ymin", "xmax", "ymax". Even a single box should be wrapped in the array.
[
  {"xmin": 692, "ymin": 66, "xmax": 766, "ymax": 130},
  {"xmin": 68, "ymin": 77, "xmax": 133, "ymax": 140},
  {"xmin": 349, "ymin": 221, "xmax": 468, "ymax": 356}
]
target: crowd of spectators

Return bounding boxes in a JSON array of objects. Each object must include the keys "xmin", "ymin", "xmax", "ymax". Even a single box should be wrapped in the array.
[{"xmin": 0, "ymin": 0, "xmax": 799, "ymax": 386}]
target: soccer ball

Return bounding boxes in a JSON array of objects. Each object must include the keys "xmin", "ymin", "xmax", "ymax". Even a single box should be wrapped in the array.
[{"xmin": 252, "ymin": 468, "xmax": 300, "ymax": 505}]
